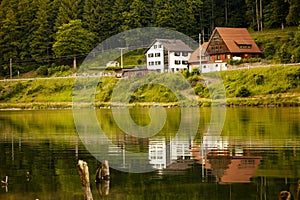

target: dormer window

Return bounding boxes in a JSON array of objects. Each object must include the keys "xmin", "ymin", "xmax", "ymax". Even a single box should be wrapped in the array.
[{"xmin": 238, "ymin": 45, "xmax": 252, "ymax": 49}]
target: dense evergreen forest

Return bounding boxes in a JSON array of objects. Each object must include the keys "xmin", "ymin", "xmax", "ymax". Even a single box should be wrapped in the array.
[{"xmin": 0, "ymin": 0, "xmax": 300, "ymax": 76}]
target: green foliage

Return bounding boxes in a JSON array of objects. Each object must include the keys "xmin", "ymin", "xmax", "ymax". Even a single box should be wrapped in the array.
[
  {"xmin": 36, "ymin": 66, "xmax": 48, "ymax": 76},
  {"xmin": 48, "ymin": 65, "xmax": 71, "ymax": 76},
  {"xmin": 253, "ymin": 26, "xmax": 300, "ymax": 63},
  {"xmin": 255, "ymin": 74, "xmax": 264, "ymax": 85},
  {"xmin": 1, "ymin": 0, "xmax": 300, "ymax": 75},
  {"xmin": 53, "ymin": 20, "xmax": 95, "ymax": 57},
  {"xmin": 227, "ymin": 58, "xmax": 262, "ymax": 65},
  {"xmin": 236, "ymin": 86, "xmax": 251, "ymax": 97}
]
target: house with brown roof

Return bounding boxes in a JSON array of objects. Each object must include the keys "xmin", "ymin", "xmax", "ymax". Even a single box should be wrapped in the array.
[
  {"xmin": 188, "ymin": 42, "xmax": 209, "ymax": 68},
  {"xmin": 145, "ymin": 39, "xmax": 193, "ymax": 73},
  {"xmin": 188, "ymin": 42, "xmax": 226, "ymax": 73},
  {"xmin": 206, "ymin": 27, "xmax": 262, "ymax": 63}
]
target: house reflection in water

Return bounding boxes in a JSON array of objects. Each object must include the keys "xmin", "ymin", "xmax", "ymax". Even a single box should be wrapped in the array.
[
  {"xmin": 193, "ymin": 137, "xmax": 263, "ymax": 184},
  {"xmin": 148, "ymin": 136, "xmax": 263, "ymax": 181},
  {"xmin": 148, "ymin": 137, "xmax": 194, "ymax": 173},
  {"xmin": 205, "ymin": 152, "xmax": 262, "ymax": 184}
]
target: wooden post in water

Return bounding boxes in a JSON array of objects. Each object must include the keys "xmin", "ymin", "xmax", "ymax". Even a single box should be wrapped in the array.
[
  {"xmin": 296, "ymin": 180, "xmax": 300, "ymax": 200},
  {"xmin": 279, "ymin": 191, "xmax": 291, "ymax": 200},
  {"xmin": 77, "ymin": 160, "xmax": 93, "ymax": 200},
  {"xmin": 95, "ymin": 160, "xmax": 110, "ymax": 182},
  {"xmin": 95, "ymin": 160, "xmax": 110, "ymax": 198}
]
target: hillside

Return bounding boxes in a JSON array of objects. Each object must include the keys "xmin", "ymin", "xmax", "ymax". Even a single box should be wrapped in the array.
[
  {"xmin": 1, "ymin": 0, "xmax": 299, "ymax": 77},
  {"xmin": 0, "ymin": 65, "xmax": 300, "ymax": 109}
]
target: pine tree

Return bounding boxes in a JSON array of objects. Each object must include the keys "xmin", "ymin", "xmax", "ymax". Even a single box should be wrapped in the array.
[
  {"xmin": 110, "ymin": 0, "xmax": 131, "ymax": 35},
  {"xmin": 285, "ymin": 0, "xmax": 300, "ymax": 25},
  {"xmin": 82, "ymin": 0, "xmax": 114, "ymax": 43},
  {"xmin": 0, "ymin": 0, "xmax": 19, "ymax": 73},
  {"xmin": 264, "ymin": 0, "xmax": 289, "ymax": 29},
  {"xmin": 30, "ymin": 0, "xmax": 57, "ymax": 64},
  {"xmin": 14, "ymin": 0, "xmax": 39, "ymax": 67},
  {"xmin": 122, "ymin": 0, "xmax": 150, "ymax": 30},
  {"xmin": 155, "ymin": 0, "xmax": 176, "ymax": 30},
  {"xmin": 55, "ymin": 0, "xmax": 84, "ymax": 29}
]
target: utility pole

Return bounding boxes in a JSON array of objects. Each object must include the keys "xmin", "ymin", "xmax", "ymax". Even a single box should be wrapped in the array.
[
  {"xmin": 199, "ymin": 33, "xmax": 202, "ymax": 72},
  {"xmin": 119, "ymin": 48, "xmax": 126, "ymax": 69},
  {"xmin": 73, "ymin": 56, "xmax": 77, "ymax": 71},
  {"xmin": 10, "ymin": 58, "xmax": 12, "ymax": 79}
]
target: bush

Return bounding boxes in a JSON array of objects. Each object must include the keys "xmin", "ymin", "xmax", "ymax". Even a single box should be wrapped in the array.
[
  {"xmin": 255, "ymin": 74, "xmax": 264, "ymax": 85},
  {"xmin": 236, "ymin": 86, "xmax": 251, "ymax": 97},
  {"xmin": 36, "ymin": 66, "xmax": 48, "ymax": 76}
]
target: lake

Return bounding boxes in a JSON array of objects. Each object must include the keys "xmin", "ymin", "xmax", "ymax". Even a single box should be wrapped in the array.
[{"xmin": 0, "ymin": 107, "xmax": 300, "ymax": 200}]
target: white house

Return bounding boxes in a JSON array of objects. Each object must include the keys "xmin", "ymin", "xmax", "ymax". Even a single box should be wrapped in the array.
[
  {"xmin": 106, "ymin": 61, "xmax": 119, "ymax": 67},
  {"xmin": 145, "ymin": 39, "xmax": 193, "ymax": 73}
]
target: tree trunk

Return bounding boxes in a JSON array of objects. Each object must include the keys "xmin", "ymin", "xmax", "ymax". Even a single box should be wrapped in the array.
[
  {"xmin": 256, "ymin": 0, "xmax": 260, "ymax": 31},
  {"xmin": 78, "ymin": 160, "xmax": 93, "ymax": 200},
  {"xmin": 260, "ymin": 0, "xmax": 263, "ymax": 31},
  {"xmin": 225, "ymin": 0, "xmax": 228, "ymax": 25}
]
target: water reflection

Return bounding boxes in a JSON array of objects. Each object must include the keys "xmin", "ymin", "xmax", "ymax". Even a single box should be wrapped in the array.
[{"xmin": 0, "ymin": 108, "xmax": 300, "ymax": 200}]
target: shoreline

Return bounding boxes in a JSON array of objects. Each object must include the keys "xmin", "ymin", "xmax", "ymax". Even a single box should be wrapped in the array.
[{"xmin": 0, "ymin": 96, "xmax": 299, "ymax": 110}]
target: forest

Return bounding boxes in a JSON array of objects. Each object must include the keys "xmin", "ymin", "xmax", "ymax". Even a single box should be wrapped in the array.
[{"xmin": 0, "ymin": 0, "xmax": 300, "ymax": 77}]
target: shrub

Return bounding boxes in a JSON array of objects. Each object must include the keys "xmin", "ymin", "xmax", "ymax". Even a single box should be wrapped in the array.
[
  {"xmin": 255, "ymin": 74, "xmax": 264, "ymax": 85},
  {"xmin": 236, "ymin": 86, "xmax": 251, "ymax": 97},
  {"xmin": 36, "ymin": 66, "xmax": 48, "ymax": 76}
]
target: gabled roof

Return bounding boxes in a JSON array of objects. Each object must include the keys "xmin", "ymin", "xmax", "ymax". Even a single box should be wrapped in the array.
[
  {"xmin": 208, "ymin": 27, "xmax": 261, "ymax": 53},
  {"xmin": 188, "ymin": 42, "xmax": 208, "ymax": 63},
  {"xmin": 145, "ymin": 39, "xmax": 193, "ymax": 52}
]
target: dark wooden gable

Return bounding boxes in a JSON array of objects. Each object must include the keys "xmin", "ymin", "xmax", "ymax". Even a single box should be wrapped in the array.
[{"xmin": 206, "ymin": 30, "xmax": 229, "ymax": 56}]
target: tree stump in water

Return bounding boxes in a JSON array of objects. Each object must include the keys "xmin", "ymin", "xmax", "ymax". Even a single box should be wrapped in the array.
[
  {"xmin": 95, "ymin": 160, "xmax": 110, "ymax": 198},
  {"xmin": 297, "ymin": 180, "xmax": 300, "ymax": 200},
  {"xmin": 77, "ymin": 160, "xmax": 93, "ymax": 200},
  {"xmin": 95, "ymin": 160, "xmax": 110, "ymax": 182},
  {"xmin": 279, "ymin": 191, "xmax": 291, "ymax": 200}
]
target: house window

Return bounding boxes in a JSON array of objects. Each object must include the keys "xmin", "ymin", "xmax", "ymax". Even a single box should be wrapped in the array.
[
  {"xmin": 175, "ymin": 52, "xmax": 180, "ymax": 56},
  {"xmin": 154, "ymin": 45, "xmax": 157, "ymax": 49},
  {"xmin": 158, "ymin": 44, "xmax": 162, "ymax": 48},
  {"xmin": 238, "ymin": 45, "xmax": 251, "ymax": 49},
  {"xmin": 148, "ymin": 53, "xmax": 154, "ymax": 58},
  {"xmin": 217, "ymin": 55, "xmax": 221, "ymax": 60},
  {"xmin": 155, "ymin": 61, "xmax": 161, "ymax": 65},
  {"xmin": 149, "ymin": 61, "xmax": 154, "ymax": 66},
  {"xmin": 155, "ymin": 53, "xmax": 161, "ymax": 57},
  {"xmin": 182, "ymin": 60, "xmax": 188, "ymax": 65},
  {"xmin": 175, "ymin": 60, "xmax": 181, "ymax": 65},
  {"xmin": 182, "ymin": 52, "xmax": 188, "ymax": 57}
]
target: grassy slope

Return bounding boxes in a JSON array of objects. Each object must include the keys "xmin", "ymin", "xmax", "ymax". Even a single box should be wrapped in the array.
[
  {"xmin": 0, "ymin": 65, "xmax": 300, "ymax": 108},
  {"xmin": 0, "ymin": 28, "xmax": 300, "ymax": 108}
]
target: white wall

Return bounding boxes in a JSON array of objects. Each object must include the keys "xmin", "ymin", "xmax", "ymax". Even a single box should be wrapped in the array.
[
  {"xmin": 169, "ymin": 52, "xmax": 191, "ymax": 72},
  {"xmin": 201, "ymin": 62, "xmax": 228, "ymax": 73},
  {"xmin": 146, "ymin": 41, "xmax": 164, "ymax": 72}
]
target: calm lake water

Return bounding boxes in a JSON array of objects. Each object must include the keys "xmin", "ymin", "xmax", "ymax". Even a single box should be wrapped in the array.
[{"xmin": 0, "ymin": 107, "xmax": 300, "ymax": 200}]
